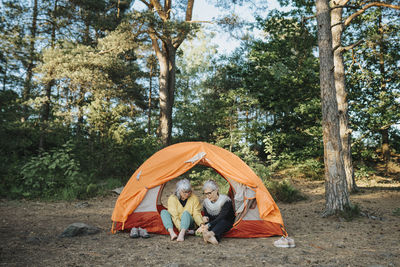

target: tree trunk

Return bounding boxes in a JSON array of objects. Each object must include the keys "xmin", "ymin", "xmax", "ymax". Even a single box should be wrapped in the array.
[
  {"xmin": 380, "ymin": 128, "xmax": 390, "ymax": 164},
  {"xmin": 22, "ymin": 0, "xmax": 38, "ymax": 122},
  {"xmin": 378, "ymin": 10, "xmax": 390, "ymax": 165},
  {"xmin": 2, "ymin": 60, "xmax": 7, "ymax": 91},
  {"xmin": 146, "ymin": 0, "xmax": 195, "ymax": 147},
  {"xmin": 39, "ymin": 0, "xmax": 58, "ymax": 150},
  {"xmin": 154, "ymin": 42, "xmax": 176, "ymax": 146},
  {"xmin": 316, "ymin": 0, "xmax": 350, "ymax": 215},
  {"xmin": 148, "ymin": 64, "xmax": 153, "ymax": 135},
  {"xmin": 331, "ymin": 0, "xmax": 358, "ymax": 192}
]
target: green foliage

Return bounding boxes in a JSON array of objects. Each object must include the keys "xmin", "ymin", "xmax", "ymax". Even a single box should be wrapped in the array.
[
  {"xmin": 266, "ymin": 179, "xmax": 307, "ymax": 203},
  {"xmin": 186, "ymin": 165, "xmax": 225, "ymax": 190},
  {"xmin": 346, "ymin": 7, "xmax": 400, "ymax": 148},
  {"xmin": 297, "ymin": 158, "xmax": 324, "ymax": 180},
  {"xmin": 392, "ymin": 208, "xmax": 400, "ymax": 216},
  {"xmin": 354, "ymin": 164, "xmax": 376, "ymax": 179},
  {"xmin": 20, "ymin": 141, "xmax": 85, "ymax": 199}
]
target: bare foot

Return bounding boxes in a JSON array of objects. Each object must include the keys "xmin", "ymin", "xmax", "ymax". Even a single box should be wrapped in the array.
[
  {"xmin": 168, "ymin": 229, "xmax": 177, "ymax": 241},
  {"xmin": 203, "ymin": 230, "xmax": 211, "ymax": 243},
  {"xmin": 208, "ymin": 234, "xmax": 219, "ymax": 245},
  {"xmin": 177, "ymin": 229, "xmax": 186, "ymax": 242},
  {"xmin": 203, "ymin": 230, "xmax": 218, "ymax": 245}
]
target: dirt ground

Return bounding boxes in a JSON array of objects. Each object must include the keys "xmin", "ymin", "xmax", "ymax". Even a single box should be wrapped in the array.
[{"xmin": 1, "ymin": 174, "xmax": 399, "ymax": 267}]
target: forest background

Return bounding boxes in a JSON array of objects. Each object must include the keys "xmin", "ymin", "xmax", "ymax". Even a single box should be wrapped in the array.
[{"xmin": 0, "ymin": 0, "xmax": 399, "ymax": 210}]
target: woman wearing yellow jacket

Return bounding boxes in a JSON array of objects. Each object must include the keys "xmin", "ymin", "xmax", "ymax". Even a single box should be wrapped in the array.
[{"xmin": 160, "ymin": 179, "xmax": 203, "ymax": 241}]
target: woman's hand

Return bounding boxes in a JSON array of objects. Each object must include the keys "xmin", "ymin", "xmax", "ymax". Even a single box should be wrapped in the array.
[
  {"xmin": 196, "ymin": 224, "xmax": 207, "ymax": 235},
  {"xmin": 202, "ymin": 216, "xmax": 209, "ymax": 223}
]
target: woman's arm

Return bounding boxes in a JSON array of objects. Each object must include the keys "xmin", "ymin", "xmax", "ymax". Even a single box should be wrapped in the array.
[
  {"xmin": 167, "ymin": 195, "xmax": 181, "ymax": 229},
  {"xmin": 208, "ymin": 200, "xmax": 233, "ymax": 229},
  {"xmin": 190, "ymin": 195, "xmax": 204, "ymax": 226}
]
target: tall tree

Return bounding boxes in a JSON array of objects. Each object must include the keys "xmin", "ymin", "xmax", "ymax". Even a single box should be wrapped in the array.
[
  {"xmin": 132, "ymin": 0, "xmax": 197, "ymax": 146},
  {"xmin": 244, "ymin": 13, "xmax": 321, "ymax": 159},
  {"xmin": 331, "ymin": 0, "xmax": 400, "ymax": 191},
  {"xmin": 331, "ymin": 0, "xmax": 358, "ymax": 192},
  {"xmin": 346, "ymin": 6, "xmax": 400, "ymax": 168},
  {"xmin": 22, "ymin": 0, "xmax": 38, "ymax": 110},
  {"xmin": 0, "ymin": 1, "xmax": 28, "ymax": 92},
  {"xmin": 316, "ymin": 0, "xmax": 350, "ymax": 215}
]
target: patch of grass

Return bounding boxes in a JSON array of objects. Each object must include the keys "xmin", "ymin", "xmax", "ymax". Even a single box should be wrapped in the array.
[
  {"xmin": 266, "ymin": 180, "xmax": 307, "ymax": 203},
  {"xmin": 338, "ymin": 204, "xmax": 361, "ymax": 221},
  {"xmin": 282, "ymin": 159, "xmax": 324, "ymax": 180},
  {"xmin": 298, "ymin": 159, "xmax": 324, "ymax": 180},
  {"xmin": 392, "ymin": 208, "xmax": 400, "ymax": 216}
]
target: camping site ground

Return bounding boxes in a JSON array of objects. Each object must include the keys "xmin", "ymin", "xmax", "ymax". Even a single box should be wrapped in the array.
[{"xmin": 0, "ymin": 175, "xmax": 399, "ymax": 267}]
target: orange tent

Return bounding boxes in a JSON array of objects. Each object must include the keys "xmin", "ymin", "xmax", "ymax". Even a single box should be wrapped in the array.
[{"xmin": 111, "ymin": 142, "xmax": 285, "ymax": 237}]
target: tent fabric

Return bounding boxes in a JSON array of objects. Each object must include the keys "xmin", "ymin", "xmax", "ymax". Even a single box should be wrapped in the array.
[{"xmin": 111, "ymin": 141, "xmax": 284, "ymax": 237}]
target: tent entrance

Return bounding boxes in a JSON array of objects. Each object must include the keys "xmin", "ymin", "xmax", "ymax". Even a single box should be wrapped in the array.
[{"xmin": 154, "ymin": 163, "xmax": 261, "ymax": 227}]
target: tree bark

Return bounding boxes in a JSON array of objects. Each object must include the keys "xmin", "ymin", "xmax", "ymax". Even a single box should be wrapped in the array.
[
  {"xmin": 39, "ymin": 0, "xmax": 58, "ymax": 150},
  {"xmin": 378, "ymin": 11, "xmax": 390, "ymax": 165},
  {"xmin": 316, "ymin": 0, "xmax": 350, "ymax": 215},
  {"xmin": 148, "ymin": 63, "xmax": 153, "ymax": 135},
  {"xmin": 331, "ymin": 0, "xmax": 358, "ymax": 192},
  {"xmin": 22, "ymin": 0, "xmax": 38, "ymax": 122},
  {"xmin": 146, "ymin": 0, "xmax": 195, "ymax": 146},
  {"xmin": 153, "ymin": 41, "xmax": 176, "ymax": 146}
]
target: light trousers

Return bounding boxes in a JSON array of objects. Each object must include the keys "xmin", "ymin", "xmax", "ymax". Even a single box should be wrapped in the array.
[{"xmin": 160, "ymin": 210, "xmax": 194, "ymax": 230}]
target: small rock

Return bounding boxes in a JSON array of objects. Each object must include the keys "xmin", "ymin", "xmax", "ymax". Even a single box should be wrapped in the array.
[
  {"xmin": 112, "ymin": 187, "xmax": 124, "ymax": 195},
  {"xmin": 75, "ymin": 202, "xmax": 90, "ymax": 208},
  {"xmin": 60, "ymin": 222, "xmax": 100, "ymax": 238}
]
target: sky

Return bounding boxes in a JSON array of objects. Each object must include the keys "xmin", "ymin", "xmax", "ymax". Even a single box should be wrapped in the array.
[
  {"xmin": 189, "ymin": 0, "xmax": 292, "ymax": 54},
  {"xmin": 132, "ymin": 0, "xmax": 288, "ymax": 54}
]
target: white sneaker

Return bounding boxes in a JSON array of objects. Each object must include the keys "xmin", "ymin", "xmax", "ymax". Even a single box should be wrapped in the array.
[
  {"xmin": 273, "ymin": 236, "xmax": 295, "ymax": 248},
  {"xmin": 129, "ymin": 227, "xmax": 139, "ymax": 238}
]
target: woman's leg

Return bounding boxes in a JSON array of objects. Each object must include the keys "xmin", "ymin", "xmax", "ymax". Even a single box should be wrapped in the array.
[
  {"xmin": 160, "ymin": 210, "xmax": 177, "ymax": 240},
  {"xmin": 177, "ymin": 211, "xmax": 194, "ymax": 242},
  {"xmin": 209, "ymin": 219, "xmax": 233, "ymax": 242}
]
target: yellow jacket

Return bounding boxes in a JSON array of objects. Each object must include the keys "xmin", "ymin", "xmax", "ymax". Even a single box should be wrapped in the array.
[{"xmin": 167, "ymin": 194, "xmax": 203, "ymax": 230}]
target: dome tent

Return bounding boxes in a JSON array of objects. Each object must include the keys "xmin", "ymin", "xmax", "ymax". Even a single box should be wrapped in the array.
[{"xmin": 111, "ymin": 142, "xmax": 285, "ymax": 237}]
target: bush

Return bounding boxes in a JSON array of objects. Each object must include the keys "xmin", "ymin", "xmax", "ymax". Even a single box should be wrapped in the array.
[
  {"xmin": 20, "ymin": 140, "xmax": 86, "ymax": 199},
  {"xmin": 266, "ymin": 179, "xmax": 307, "ymax": 203},
  {"xmin": 298, "ymin": 158, "xmax": 324, "ymax": 180},
  {"xmin": 354, "ymin": 163, "xmax": 376, "ymax": 179}
]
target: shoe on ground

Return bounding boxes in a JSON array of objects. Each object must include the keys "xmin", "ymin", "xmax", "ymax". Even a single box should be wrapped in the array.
[
  {"xmin": 139, "ymin": 227, "xmax": 150, "ymax": 238},
  {"xmin": 130, "ymin": 227, "xmax": 139, "ymax": 238},
  {"xmin": 273, "ymin": 236, "xmax": 295, "ymax": 248},
  {"xmin": 286, "ymin": 237, "xmax": 295, "ymax": 247}
]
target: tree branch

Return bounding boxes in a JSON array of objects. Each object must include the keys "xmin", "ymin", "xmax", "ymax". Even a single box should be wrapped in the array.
[
  {"xmin": 139, "ymin": 0, "xmax": 152, "ymax": 9},
  {"xmin": 150, "ymin": 0, "xmax": 167, "ymax": 21},
  {"xmin": 187, "ymin": 20, "xmax": 214, "ymax": 24},
  {"xmin": 173, "ymin": 0, "xmax": 195, "ymax": 49},
  {"xmin": 342, "ymin": 39, "xmax": 364, "ymax": 51},
  {"xmin": 344, "ymin": 2, "xmax": 400, "ymax": 27}
]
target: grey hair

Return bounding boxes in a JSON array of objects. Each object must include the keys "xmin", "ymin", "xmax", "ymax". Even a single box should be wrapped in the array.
[
  {"xmin": 175, "ymin": 178, "xmax": 192, "ymax": 197},
  {"xmin": 202, "ymin": 180, "xmax": 219, "ymax": 192}
]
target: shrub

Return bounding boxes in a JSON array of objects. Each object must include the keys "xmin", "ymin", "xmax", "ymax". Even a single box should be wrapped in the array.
[
  {"xmin": 298, "ymin": 158, "xmax": 324, "ymax": 180},
  {"xmin": 354, "ymin": 164, "xmax": 376, "ymax": 179},
  {"xmin": 20, "ymin": 140, "xmax": 86, "ymax": 199},
  {"xmin": 266, "ymin": 179, "xmax": 307, "ymax": 203}
]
